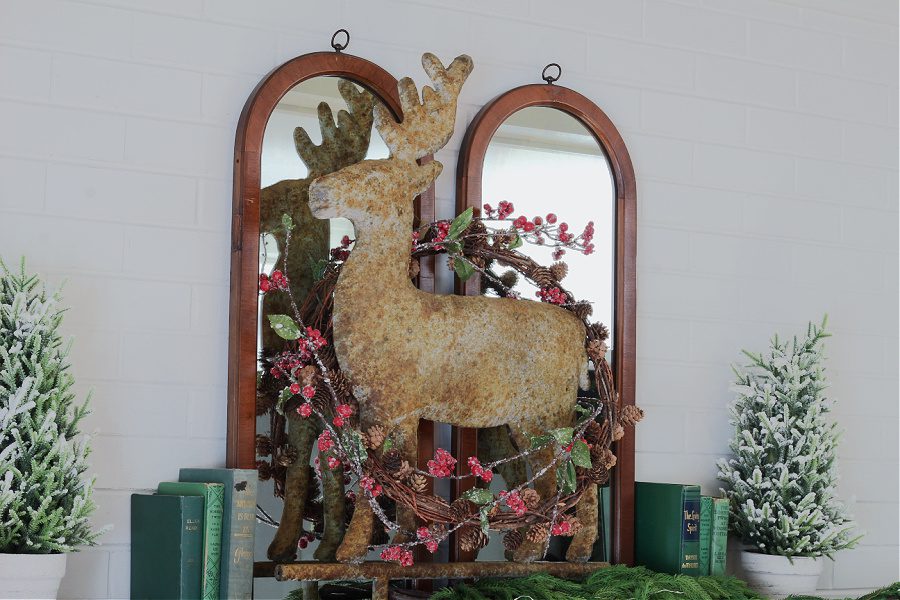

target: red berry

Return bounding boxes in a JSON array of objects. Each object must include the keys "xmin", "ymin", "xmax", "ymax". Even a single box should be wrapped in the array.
[
  {"xmin": 289, "ymin": 383, "xmax": 300, "ymax": 394},
  {"xmin": 546, "ymin": 213, "xmax": 557, "ymax": 224},
  {"xmin": 533, "ymin": 216, "xmax": 543, "ymax": 226},
  {"xmin": 559, "ymin": 222, "xmax": 568, "ymax": 232},
  {"xmin": 301, "ymin": 385, "xmax": 315, "ymax": 399},
  {"xmin": 523, "ymin": 221, "xmax": 535, "ymax": 232},
  {"xmin": 298, "ymin": 538, "xmax": 308, "ymax": 549}
]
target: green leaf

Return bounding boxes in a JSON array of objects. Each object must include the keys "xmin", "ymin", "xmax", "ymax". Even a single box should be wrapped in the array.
[
  {"xmin": 462, "ymin": 488, "xmax": 494, "ymax": 505},
  {"xmin": 479, "ymin": 505, "xmax": 491, "ymax": 534},
  {"xmin": 443, "ymin": 240, "xmax": 462, "ymax": 255},
  {"xmin": 529, "ymin": 434, "xmax": 553, "ymax": 449},
  {"xmin": 550, "ymin": 427, "xmax": 574, "ymax": 446},
  {"xmin": 275, "ymin": 387, "xmax": 292, "ymax": 415},
  {"xmin": 268, "ymin": 314, "xmax": 302, "ymax": 340},
  {"xmin": 453, "ymin": 258, "xmax": 475, "ymax": 282},
  {"xmin": 310, "ymin": 258, "xmax": 328, "ymax": 281},
  {"xmin": 557, "ymin": 460, "xmax": 577, "ymax": 494},
  {"xmin": 447, "ymin": 207, "xmax": 473, "ymax": 240},
  {"xmin": 508, "ymin": 234, "xmax": 523, "ymax": 250},
  {"xmin": 281, "ymin": 213, "xmax": 294, "ymax": 231},
  {"xmin": 382, "ymin": 437, "xmax": 394, "ymax": 452},
  {"xmin": 343, "ymin": 429, "xmax": 368, "ymax": 464},
  {"xmin": 570, "ymin": 440, "xmax": 592, "ymax": 469}
]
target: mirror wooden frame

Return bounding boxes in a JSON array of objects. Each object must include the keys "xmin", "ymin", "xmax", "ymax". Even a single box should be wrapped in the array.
[
  {"xmin": 226, "ymin": 50, "xmax": 436, "ymax": 474},
  {"xmin": 455, "ymin": 83, "xmax": 637, "ymax": 565}
]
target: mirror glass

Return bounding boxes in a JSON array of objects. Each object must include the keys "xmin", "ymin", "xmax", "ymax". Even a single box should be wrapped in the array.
[
  {"xmin": 480, "ymin": 106, "xmax": 616, "ymax": 561},
  {"xmin": 255, "ymin": 76, "xmax": 388, "ymax": 580}
]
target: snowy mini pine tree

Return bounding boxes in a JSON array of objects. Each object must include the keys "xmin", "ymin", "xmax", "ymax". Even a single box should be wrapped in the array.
[
  {"xmin": 717, "ymin": 316, "xmax": 859, "ymax": 557},
  {"xmin": 0, "ymin": 259, "xmax": 99, "ymax": 553}
]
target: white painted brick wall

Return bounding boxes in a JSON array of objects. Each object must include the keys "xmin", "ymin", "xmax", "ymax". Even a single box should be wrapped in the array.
[{"xmin": 0, "ymin": 0, "xmax": 896, "ymax": 597}]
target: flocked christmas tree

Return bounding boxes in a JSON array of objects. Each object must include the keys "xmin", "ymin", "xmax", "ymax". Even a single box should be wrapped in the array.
[
  {"xmin": 0, "ymin": 258, "xmax": 100, "ymax": 553},
  {"xmin": 717, "ymin": 316, "xmax": 859, "ymax": 557}
]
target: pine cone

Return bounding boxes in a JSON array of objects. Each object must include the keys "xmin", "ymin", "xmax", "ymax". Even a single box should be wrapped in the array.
[
  {"xmin": 329, "ymin": 370, "xmax": 353, "ymax": 399},
  {"xmin": 549, "ymin": 261, "xmax": 569, "ymax": 281},
  {"xmin": 520, "ymin": 488, "xmax": 540, "ymax": 510},
  {"xmin": 572, "ymin": 301, "xmax": 593, "ymax": 320},
  {"xmin": 382, "ymin": 448, "xmax": 403, "ymax": 474},
  {"xmin": 525, "ymin": 523, "xmax": 550, "ymax": 543},
  {"xmin": 499, "ymin": 270, "xmax": 519, "ymax": 290},
  {"xmin": 393, "ymin": 460, "xmax": 415, "ymax": 481},
  {"xmin": 583, "ymin": 421, "xmax": 603, "ymax": 446},
  {"xmin": 311, "ymin": 387, "xmax": 331, "ymax": 415},
  {"xmin": 364, "ymin": 425, "xmax": 386, "ymax": 450},
  {"xmin": 588, "ymin": 463, "xmax": 610, "ymax": 485},
  {"xmin": 612, "ymin": 424, "xmax": 625, "ymax": 442},
  {"xmin": 408, "ymin": 258, "xmax": 420, "ymax": 279},
  {"xmin": 588, "ymin": 322, "xmax": 610, "ymax": 342},
  {"xmin": 586, "ymin": 339, "xmax": 608, "ymax": 363},
  {"xmin": 277, "ymin": 444, "xmax": 299, "ymax": 467},
  {"xmin": 619, "ymin": 404, "xmax": 644, "ymax": 427},
  {"xmin": 449, "ymin": 498, "xmax": 473, "ymax": 523},
  {"xmin": 531, "ymin": 266, "xmax": 555, "ymax": 288},
  {"xmin": 256, "ymin": 434, "xmax": 273, "ymax": 457},
  {"xmin": 503, "ymin": 530, "xmax": 524, "ymax": 552},
  {"xmin": 409, "ymin": 473, "xmax": 429, "ymax": 494},
  {"xmin": 298, "ymin": 365, "xmax": 318, "ymax": 387},
  {"xmin": 458, "ymin": 526, "xmax": 489, "ymax": 552},
  {"xmin": 256, "ymin": 460, "xmax": 273, "ymax": 481},
  {"xmin": 318, "ymin": 346, "xmax": 338, "ymax": 370}
]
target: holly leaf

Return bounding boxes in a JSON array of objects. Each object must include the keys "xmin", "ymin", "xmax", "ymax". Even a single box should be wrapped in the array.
[
  {"xmin": 479, "ymin": 504, "xmax": 492, "ymax": 534},
  {"xmin": 462, "ymin": 488, "xmax": 494, "ymax": 505},
  {"xmin": 571, "ymin": 440, "xmax": 592, "ymax": 469},
  {"xmin": 444, "ymin": 240, "xmax": 462, "ymax": 255},
  {"xmin": 528, "ymin": 433, "xmax": 553, "ymax": 449},
  {"xmin": 447, "ymin": 207, "xmax": 473, "ymax": 240},
  {"xmin": 557, "ymin": 460, "xmax": 577, "ymax": 494},
  {"xmin": 275, "ymin": 387, "xmax": 292, "ymax": 415},
  {"xmin": 453, "ymin": 258, "xmax": 475, "ymax": 282},
  {"xmin": 310, "ymin": 258, "xmax": 328, "ymax": 281},
  {"xmin": 550, "ymin": 427, "xmax": 574, "ymax": 446},
  {"xmin": 281, "ymin": 213, "xmax": 294, "ymax": 231},
  {"xmin": 508, "ymin": 234, "xmax": 523, "ymax": 250},
  {"xmin": 344, "ymin": 429, "xmax": 368, "ymax": 464},
  {"xmin": 268, "ymin": 314, "xmax": 301, "ymax": 340}
]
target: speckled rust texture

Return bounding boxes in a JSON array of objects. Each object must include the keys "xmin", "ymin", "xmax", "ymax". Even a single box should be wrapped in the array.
[
  {"xmin": 309, "ymin": 54, "xmax": 597, "ymax": 564},
  {"xmin": 261, "ymin": 80, "xmax": 376, "ymax": 562}
]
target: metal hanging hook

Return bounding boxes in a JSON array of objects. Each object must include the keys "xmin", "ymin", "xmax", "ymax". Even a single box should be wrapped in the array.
[
  {"xmin": 542, "ymin": 63, "xmax": 562, "ymax": 85},
  {"xmin": 331, "ymin": 29, "xmax": 350, "ymax": 53}
]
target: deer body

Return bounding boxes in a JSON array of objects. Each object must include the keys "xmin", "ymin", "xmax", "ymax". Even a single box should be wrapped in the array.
[{"xmin": 310, "ymin": 54, "xmax": 598, "ymax": 563}]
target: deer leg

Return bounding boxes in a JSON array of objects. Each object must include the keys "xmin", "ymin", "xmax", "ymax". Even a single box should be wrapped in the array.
[
  {"xmin": 335, "ymin": 490, "xmax": 374, "ymax": 564},
  {"xmin": 507, "ymin": 424, "xmax": 559, "ymax": 563},
  {"xmin": 313, "ymin": 449, "xmax": 347, "ymax": 561},
  {"xmin": 566, "ymin": 482, "xmax": 598, "ymax": 562},
  {"xmin": 390, "ymin": 418, "xmax": 419, "ymax": 544},
  {"xmin": 479, "ymin": 426, "xmax": 529, "ymax": 561},
  {"xmin": 267, "ymin": 414, "xmax": 317, "ymax": 561}
]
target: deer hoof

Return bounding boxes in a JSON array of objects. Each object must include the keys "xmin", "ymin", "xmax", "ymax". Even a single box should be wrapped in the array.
[
  {"xmin": 314, "ymin": 537, "xmax": 340, "ymax": 562},
  {"xmin": 565, "ymin": 529, "xmax": 597, "ymax": 563},
  {"xmin": 511, "ymin": 539, "xmax": 545, "ymax": 563},
  {"xmin": 335, "ymin": 542, "xmax": 366, "ymax": 564}
]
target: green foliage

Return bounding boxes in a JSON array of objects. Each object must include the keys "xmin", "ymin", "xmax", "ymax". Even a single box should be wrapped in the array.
[
  {"xmin": 447, "ymin": 207, "xmax": 473, "ymax": 240},
  {"xmin": 0, "ymin": 258, "xmax": 100, "ymax": 553},
  {"xmin": 717, "ymin": 317, "xmax": 859, "ymax": 557},
  {"xmin": 268, "ymin": 314, "xmax": 302, "ymax": 340}
]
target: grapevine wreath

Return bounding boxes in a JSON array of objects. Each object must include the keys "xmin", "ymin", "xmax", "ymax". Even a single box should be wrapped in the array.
[{"xmin": 255, "ymin": 204, "xmax": 643, "ymax": 565}]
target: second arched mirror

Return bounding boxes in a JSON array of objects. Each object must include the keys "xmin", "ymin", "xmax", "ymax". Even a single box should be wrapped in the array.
[{"xmin": 456, "ymin": 78, "xmax": 637, "ymax": 565}]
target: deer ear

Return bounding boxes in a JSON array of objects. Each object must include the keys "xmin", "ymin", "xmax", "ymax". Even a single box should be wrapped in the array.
[{"xmin": 411, "ymin": 161, "xmax": 442, "ymax": 194}]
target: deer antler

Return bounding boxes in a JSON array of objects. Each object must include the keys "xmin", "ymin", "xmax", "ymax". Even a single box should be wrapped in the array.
[
  {"xmin": 294, "ymin": 79, "xmax": 376, "ymax": 177},
  {"xmin": 375, "ymin": 53, "xmax": 473, "ymax": 162}
]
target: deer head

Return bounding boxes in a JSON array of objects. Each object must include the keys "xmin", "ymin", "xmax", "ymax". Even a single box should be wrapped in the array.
[{"xmin": 309, "ymin": 53, "xmax": 473, "ymax": 228}]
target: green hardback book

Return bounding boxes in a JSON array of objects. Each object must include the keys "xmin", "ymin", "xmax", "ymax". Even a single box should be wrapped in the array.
[
  {"xmin": 131, "ymin": 493, "xmax": 203, "ymax": 599},
  {"xmin": 179, "ymin": 468, "xmax": 257, "ymax": 600},
  {"xmin": 710, "ymin": 497, "xmax": 729, "ymax": 576},
  {"xmin": 699, "ymin": 495, "xmax": 714, "ymax": 575},
  {"xmin": 635, "ymin": 482, "xmax": 701, "ymax": 575},
  {"xmin": 158, "ymin": 481, "xmax": 225, "ymax": 600}
]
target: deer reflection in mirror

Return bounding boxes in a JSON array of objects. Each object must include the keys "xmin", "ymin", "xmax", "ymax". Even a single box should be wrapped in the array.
[{"xmin": 257, "ymin": 78, "xmax": 380, "ymax": 562}]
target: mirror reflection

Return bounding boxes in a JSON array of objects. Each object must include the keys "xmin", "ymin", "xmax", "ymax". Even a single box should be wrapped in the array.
[{"xmin": 255, "ymin": 77, "xmax": 388, "ymax": 572}]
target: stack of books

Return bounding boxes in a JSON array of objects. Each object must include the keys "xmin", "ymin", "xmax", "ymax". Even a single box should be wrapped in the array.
[
  {"xmin": 635, "ymin": 482, "xmax": 729, "ymax": 576},
  {"xmin": 131, "ymin": 468, "xmax": 257, "ymax": 600}
]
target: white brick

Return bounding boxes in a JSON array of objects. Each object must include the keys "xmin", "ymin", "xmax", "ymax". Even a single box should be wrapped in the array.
[
  {"xmin": 832, "ymin": 546, "xmax": 900, "ymax": 589},
  {"xmin": 532, "ymin": 0, "xmax": 643, "ymax": 39},
  {"xmin": 46, "ymin": 163, "xmax": 197, "ymax": 226},
  {"xmin": 742, "ymin": 196, "xmax": 841, "ymax": 242},
  {"xmin": 51, "ymin": 54, "xmax": 203, "ymax": 119},
  {"xmin": 186, "ymin": 387, "xmax": 227, "ymax": 439},
  {"xmin": 696, "ymin": 55, "xmax": 796, "ymax": 108},
  {"xmin": 123, "ymin": 225, "xmax": 229, "ymax": 281},
  {"xmin": 782, "ymin": 0, "xmax": 898, "ymax": 21},
  {"xmin": 132, "ymin": 13, "xmax": 277, "ymax": 75},
  {"xmin": 124, "ymin": 116, "xmax": 232, "ymax": 176},
  {"xmin": 802, "ymin": 8, "xmax": 899, "ymax": 44},
  {"xmin": 636, "ymin": 361, "xmax": 733, "ymax": 408},
  {"xmin": 60, "ymin": 329, "xmax": 122, "ymax": 381},
  {"xmin": 82, "ymin": 0, "xmax": 203, "ymax": 16},
  {"xmin": 107, "ymin": 548, "xmax": 130, "ymax": 600},
  {"xmin": 201, "ymin": 72, "xmax": 258, "ymax": 125},
  {"xmin": 747, "ymin": 108, "xmax": 843, "ymax": 160},
  {"xmin": 587, "ymin": 36, "xmax": 696, "ymax": 91},
  {"xmin": 840, "ymin": 415, "xmax": 889, "ymax": 459},
  {"xmin": 190, "ymin": 283, "xmax": 229, "ymax": 333},
  {"xmin": 690, "ymin": 318, "xmax": 774, "ymax": 365},
  {"xmin": 843, "ymin": 37, "xmax": 899, "ymax": 84},
  {"xmin": 82, "ymin": 382, "xmax": 189, "ymax": 437},
  {"xmin": 798, "ymin": 72, "xmax": 891, "ymax": 124},
  {"xmin": 469, "ymin": 16, "xmax": 586, "ymax": 74},
  {"xmin": 748, "ymin": 21, "xmax": 843, "ymax": 72},
  {"xmin": 645, "ymin": 0, "xmax": 748, "ymax": 55},
  {"xmin": 635, "ymin": 405, "xmax": 685, "ymax": 453},
  {"xmin": 196, "ymin": 178, "xmax": 232, "ymax": 233},
  {"xmin": 0, "ymin": 45, "xmax": 52, "ymax": 102},
  {"xmin": 0, "ymin": 0, "xmax": 132, "ymax": 57},
  {"xmin": 628, "ymin": 134, "xmax": 694, "ymax": 183},
  {"xmin": 842, "ymin": 122, "xmax": 899, "ymax": 169},
  {"xmin": 572, "ymin": 80, "xmax": 642, "ymax": 131},
  {"xmin": 837, "ymin": 458, "xmax": 899, "ymax": 503},
  {"xmin": 641, "ymin": 91, "xmax": 747, "ymax": 145},
  {"xmin": 90, "ymin": 435, "xmax": 224, "ymax": 489},
  {"xmin": 796, "ymin": 157, "xmax": 893, "ymax": 209},
  {"xmin": 694, "ymin": 144, "xmax": 795, "ymax": 195},
  {"xmin": 0, "ymin": 156, "xmax": 46, "ymax": 211},
  {"xmin": 636, "ymin": 317, "xmax": 691, "ymax": 361},
  {"xmin": 91, "ymin": 491, "xmax": 133, "ymax": 544},
  {"xmin": 850, "ymin": 502, "xmax": 900, "ymax": 546},
  {"xmin": 58, "ymin": 548, "xmax": 109, "ymax": 599},
  {"xmin": 791, "ymin": 244, "xmax": 886, "ymax": 294},
  {"xmin": 0, "ymin": 214, "xmax": 125, "ymax": 273},
  {"xmin": 690, "ymin": 232, "xmax": 792, "ymax": 280},
  {"xmin": 119, "ymin": 331, "xmax": 225, "ymax": 385},
  {"xmin": 830, "ymin": 374, "xmax": 898, "ymax": 417},
  {"xmin": 702, "ymin": 0, "xmax": 802, "ymax": 24},
  {"xmin": 842, "ymin": 206, "xmax": 898, "ymax": 251},
  {"xmin": 639, "ymin": 226, "xmax": 690, "ymax": 271},
  {"xmin": 350, "ymin": 2, "xmax": 474, "ymax": 60},
  {"xmin": 683, "ymin": 408, "xmax": 731, "ymax": 455},
  {"xmin": 640, "ymin": 181, "xmax": 744, "ymax": 233},
  {"xmin": 0, "ymin": 101, "xmax": 126, "ymax": 161},
  {"xmin": 641, "ymin": 272, "xmax": 742, "ymax": 319},
  {"xmin": 203, "ymin": 0, "xmax": 336, "ymax": 31},
  {"xmin": 636, "ymin": 451, "xmax": 721, "ymax": 494}
]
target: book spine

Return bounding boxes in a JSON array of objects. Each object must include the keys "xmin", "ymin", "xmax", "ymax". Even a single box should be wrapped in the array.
[
  {"xmin": 699, "ymin": 496, "xmax": 713, "ymax": 576},
  {"xmin": 181, "ymin": 499, "xmax": 205, "ymax": 598},
  {"xmin": 203, "ymin": 485, "xmax": 224, "ymax": 600},
  {"xmin": 680, "ymin": 487, "xmax": 701, "ymax": 575},
  {"xmin": 710, "ymin": 498, "xmax": 729, "ymax": 576}
]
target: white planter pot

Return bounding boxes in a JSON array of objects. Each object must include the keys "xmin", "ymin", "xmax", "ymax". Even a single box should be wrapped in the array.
[
  {"xmin": 740, "ymin": 550, "xmax": 823, "ymax": 599},
  {"xmin": 0, "ymin": 553, "xmax": 67, "ymax": 599}
]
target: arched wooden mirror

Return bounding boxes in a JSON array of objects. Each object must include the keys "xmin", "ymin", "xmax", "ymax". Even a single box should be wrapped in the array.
[
  {"xmin": 227, "ymin": 40, "xmax": 437, "ymax": 587},
  {"xmin": 456, "ymin": 75, "xmax": 637, "ymax": 564}
]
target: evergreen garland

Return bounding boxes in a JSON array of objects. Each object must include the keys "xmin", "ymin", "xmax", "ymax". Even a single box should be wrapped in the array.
[
  {"xmin": 0, "ymin": 258, "xmax": 99, "ymax": 553},
  {"xmin": 717, "ymin": 317, "xmax": 858, "ymax": 557}
]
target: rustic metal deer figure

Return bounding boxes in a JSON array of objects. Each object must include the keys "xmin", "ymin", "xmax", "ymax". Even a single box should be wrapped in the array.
[{"xmin": 309, "ymin": 54, "xmax": 597, "ymax": 563}]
